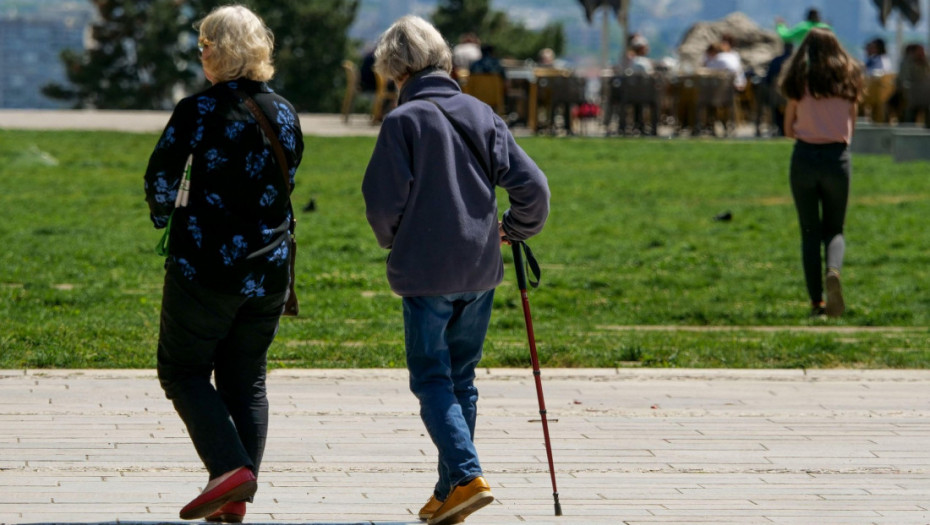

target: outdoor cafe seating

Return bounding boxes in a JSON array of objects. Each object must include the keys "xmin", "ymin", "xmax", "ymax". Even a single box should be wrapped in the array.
[
  {"xmin": 339, "ymin": 58, "xmax": 776, "ymax": 138},
  {"xmin": 529, "ymin": 68, "xmax": 587, "ymax": 134},
  {"xmin": 862, "ymin": 73, "xmax": 897, "ymax": 123},
  {"xmin": 602, "ymin": 72, "xmax": 666, "ymax": 136},
  {"xmin": 462, "ymin": 73, "xmax": 506, "ymax": 116},
  {"xmin": 668, "ymin": 70, "xmax": 738, "ymax": 137}
]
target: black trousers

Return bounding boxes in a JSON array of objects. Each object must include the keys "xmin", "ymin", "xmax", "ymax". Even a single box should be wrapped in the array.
[
  {"xmin": 789, "ymin": 140, "xmax": 850, "ymax": 305},
  {"xmin": 157, "ymin": 262, "xmax": 286, "ymax": 479}
]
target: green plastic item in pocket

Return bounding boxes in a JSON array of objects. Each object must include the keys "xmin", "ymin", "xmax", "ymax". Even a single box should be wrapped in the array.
[
  {"xmin": 155, "ymin": 211, "xmax": 174, "ymax": 256},
  {"xmin": 154, "ymin": 154, "xmax": 192, "ymax": 257}
]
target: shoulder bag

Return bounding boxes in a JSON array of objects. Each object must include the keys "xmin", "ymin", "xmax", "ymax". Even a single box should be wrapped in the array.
[{"xmin": 235, "ymin": 89, "xmax": 300, "ymax": 316}]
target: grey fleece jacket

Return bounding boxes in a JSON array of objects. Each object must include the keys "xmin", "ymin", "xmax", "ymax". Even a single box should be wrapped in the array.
[{"xmin": 362, "ymin": 69, "xmax": 550, "ymax": 297}]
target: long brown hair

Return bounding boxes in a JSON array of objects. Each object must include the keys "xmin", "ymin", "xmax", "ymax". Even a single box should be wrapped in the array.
[{"xmin": 779, "ymin": 28, "xmax": 864, "ymax": 102}]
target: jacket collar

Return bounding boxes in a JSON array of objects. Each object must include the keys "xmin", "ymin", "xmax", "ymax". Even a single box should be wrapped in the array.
[
  {"xmin": 398, "ymin": 68, "xmax": 461, "ymax": 104},
  {"xmin": 218, "ymin": 78, "xmax": 272, "ymax": 94}
]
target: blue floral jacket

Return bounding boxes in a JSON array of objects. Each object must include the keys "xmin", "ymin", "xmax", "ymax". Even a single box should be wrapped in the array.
[{"xmin": 144, "ymin": 79, "xmax": 303, "ymax": 297}]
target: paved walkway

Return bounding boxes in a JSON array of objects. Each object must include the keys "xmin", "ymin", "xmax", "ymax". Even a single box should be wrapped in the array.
[
  {"xmin": 0, "ymin": 109, "xmax": 762, "ymax": 139},
  {"xmin": 3, "ymin": 368, "xmax": 930, "ymax": 524},
  {"xmin": 0, "ymin": 110, "xmax": 383, "ymax": 137}
]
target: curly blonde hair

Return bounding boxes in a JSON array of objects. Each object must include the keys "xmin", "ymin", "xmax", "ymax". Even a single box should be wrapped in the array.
[{"xmin": 196, "ymin": 5, "xmax": 275, "ymax": 83}]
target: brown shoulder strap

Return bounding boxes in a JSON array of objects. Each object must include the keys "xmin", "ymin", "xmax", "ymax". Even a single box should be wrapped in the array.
[{"xmin": 235, "ymin": 88, "xmax": 293, "ymax": 195}]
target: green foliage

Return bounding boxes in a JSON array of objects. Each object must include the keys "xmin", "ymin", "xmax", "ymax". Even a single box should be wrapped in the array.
[
  {"xmin": 431, "ymin": 0, "xmax": 564, "ymax": 60},
  {"xmin": 252, "ymin": 0, "xmax": 359, "ymax": 112},
  {"xmin": 43, "ymin": 0, "xmax": 200, "ymax": 109},
  {"xmin": 43, "ymin": 0, "xmax": 358, "ymax": 112},
  {"xmin": 2, "ymin": 131, "xmax": 930, "ymax": 370}
]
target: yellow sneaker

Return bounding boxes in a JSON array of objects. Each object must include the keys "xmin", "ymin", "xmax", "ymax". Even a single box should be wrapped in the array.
[
  {"xmin": 418, "ymin": 494, "xmax": 442, "ymax": 521},
  {"xmin": 427, "ymin": 477, "xmax": 494, "ymax": 525}
]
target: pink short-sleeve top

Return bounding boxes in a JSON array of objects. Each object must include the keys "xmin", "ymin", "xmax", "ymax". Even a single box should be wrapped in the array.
[{"xmin": 792, "ymin": 94, "xmax": 854, "ymax": 144}]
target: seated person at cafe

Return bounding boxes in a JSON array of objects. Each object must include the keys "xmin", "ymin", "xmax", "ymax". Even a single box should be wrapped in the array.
[
  {"xmin": 625, "ymin": 35, "xmax": 654, "ymax": 74},
  {"xmin": 453, "ymin": 33, "xmax": 482, "ymax": 71},
  {"xmin": 359, "ymin": 49, "xmax": 377, "ymax": 93},
  {"xmin": 890, "ymin": 43, "xmax": 930, "ymax": 122},
  {"xmin": 763, "ymin": 43, "xmax": 794, "ymax": 135},
  {"xmin": 470, "ymin": 44, "xmax": 505, "ymax": 78},
  {"xmin": 864, "ymin": 37, "xmax": 893, "ymax": 77},
  {"xmin": 704, "ymin": 36, "xmax": 747, "ymax": 91},
  {"xmin": 536, "ymin": 47, "xmax": 567, "ymax": 69}
]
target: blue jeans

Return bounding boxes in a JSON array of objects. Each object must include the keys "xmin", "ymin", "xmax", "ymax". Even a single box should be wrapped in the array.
[{"xmin": 403, "ymin": 290, "xmax": 495, "ymax": 500}]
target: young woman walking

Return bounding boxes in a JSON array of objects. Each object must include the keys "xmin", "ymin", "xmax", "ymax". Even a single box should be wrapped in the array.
[{"xmin": 780, "ymin": 28, "xmax": 864, "ymax": 317}]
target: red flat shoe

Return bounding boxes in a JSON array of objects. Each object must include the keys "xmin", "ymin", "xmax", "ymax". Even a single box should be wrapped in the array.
[
  {"xmin": 179, "ymin": 467, "xmax": 256, "ymax": 520},
  {"xmin": 205, "ymin": 501, "xmax": 246, "ymax": 523}
]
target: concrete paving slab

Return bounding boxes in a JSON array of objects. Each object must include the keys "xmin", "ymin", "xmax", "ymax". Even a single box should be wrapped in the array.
[{"xmin": 2, "ymin": 368, "xmax": 930, "ymax": 524}]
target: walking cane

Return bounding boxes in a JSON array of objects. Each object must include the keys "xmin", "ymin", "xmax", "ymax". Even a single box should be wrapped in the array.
[{"xmin": 511, "ymin": 240, "xmax": 562, "ymax": 516}]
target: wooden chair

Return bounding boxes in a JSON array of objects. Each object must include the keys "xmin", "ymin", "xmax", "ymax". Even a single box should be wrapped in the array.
[
  {"xmin": 903, "ymin": 76, "xmax": 930, "ymax": 126},
  {"xmin": 341, "ymin": 60, "xmax": 393, "ymax": 124},
  {"xmin": 340, "ymin": 60, "xmax": 358, "ymax": 124},
  {"xmin": 371, "ymin": 72, "xmax": 398, "ymax": 123},
  {"xmin": 529, "ymin": 68, "xmax": 584, "ymax": 134},
  {"xmin": 670, "ymin": 74, "xmax": 698, "ymax": 134},
  {"xmin": 694, "ymin": 71, "xmax": 736, "ymax": 136},
  {"xmin": 463, "ymin": 73, "xmax": 506, "ymax": 115},
  {"xmin": 862, "ymin": 74, "xmax": 896, "ymax": 123},
  {"xmin": 604, "ymin": 73, "xmax": 664, "ymax": 135}
]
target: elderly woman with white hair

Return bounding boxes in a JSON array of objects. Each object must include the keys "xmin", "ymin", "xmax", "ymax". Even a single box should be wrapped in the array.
[
  {"xmin": 144, "ymin": 4, "xmax": 303, "ymax": 522},
  {"xmin": 362, "ymin": 15, "xmax": 550, "ymax": 525}
]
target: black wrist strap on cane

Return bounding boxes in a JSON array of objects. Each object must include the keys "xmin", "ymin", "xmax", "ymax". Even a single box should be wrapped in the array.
[{"xmin": 512, "ymin": 241, "xmax": 541, "ymax": 289}]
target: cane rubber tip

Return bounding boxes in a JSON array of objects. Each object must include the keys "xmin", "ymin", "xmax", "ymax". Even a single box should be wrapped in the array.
[{"xmin": 553, "ymin": 494, "xmax": 562, "ymax": 516}]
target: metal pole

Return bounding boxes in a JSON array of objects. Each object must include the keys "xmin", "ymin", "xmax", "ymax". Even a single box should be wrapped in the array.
[{"xmin": 601, "ymin": 6, "xmax": 610, "ymax": 69}]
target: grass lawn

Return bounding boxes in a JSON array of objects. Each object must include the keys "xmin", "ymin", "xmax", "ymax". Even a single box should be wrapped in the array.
[{"xmin": 2, "ymin": 129, "xmax": 929, "ymax": 369}]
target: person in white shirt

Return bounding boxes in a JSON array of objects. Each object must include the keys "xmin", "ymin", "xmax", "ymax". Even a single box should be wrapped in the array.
[
  {"xmin": 452, "ymin": 33, "xmax": 482, "ymax": 70},
  {"xmin": 627, "ymin": 35, "xmax": 654, "ymax": 74},
  {"xmin": 864, "ymin": 38, "xmax": 893, "ymax": 76},
  {"xmin": 704, "ymin": 34, "xmax": 746, "ymax": 90}
]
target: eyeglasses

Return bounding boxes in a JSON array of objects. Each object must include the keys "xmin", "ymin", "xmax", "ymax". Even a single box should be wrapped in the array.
[{"xmin": 198, "ymin": 37, "xmax": 212, "ymax": 54}]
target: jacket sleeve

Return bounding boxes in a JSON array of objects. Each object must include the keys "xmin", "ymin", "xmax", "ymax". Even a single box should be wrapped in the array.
[
  {"xmin": 495, "ymin": 121, "xmax": 550, "ymax": 242},
  {"xmin": 362, "ymin": 117, "xmax": 413, "ymax": 250},
  {"xmin": 776, "ymin": 22, "xmax": 808, "ymax": 43},
  {"xmin": 143, "ymin": 99, "xmax": 195, "ymax": 229}
]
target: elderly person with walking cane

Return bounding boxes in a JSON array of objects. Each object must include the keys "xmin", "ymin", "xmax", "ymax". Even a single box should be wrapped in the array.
[{"xmin": 361, "ymin": 15, "xmax": 550, "ymax": 525}]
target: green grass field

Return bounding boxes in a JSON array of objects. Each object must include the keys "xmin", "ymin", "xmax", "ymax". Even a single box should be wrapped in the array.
[{"xmin": 2, "ymin": 129, "xmax": 930, "ymax": 369}]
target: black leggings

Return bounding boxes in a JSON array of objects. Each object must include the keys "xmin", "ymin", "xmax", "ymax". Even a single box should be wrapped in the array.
[
  {"xmin": 789, "ymin": 140, "xmax": 850, "ymax": 305},
  {"xmin": 157, "ymin": 262, "xmax": 286, "ymax": 479}
]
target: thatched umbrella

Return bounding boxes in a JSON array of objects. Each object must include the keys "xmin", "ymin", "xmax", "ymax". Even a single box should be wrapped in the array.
[
  {"xmin": 872, "ymin": 0, "xmax": 920, "ymax": 25},
  {"xmin": 577, "ymin": 0, "xmax": 628, "ymax": 68},
  {"xmin": 871, "ymin": 0, "xmax": 921, "ymax": 66},
  {"xmin": 578, "ymin": 0, "xmax": 624, "ymax": 23}
]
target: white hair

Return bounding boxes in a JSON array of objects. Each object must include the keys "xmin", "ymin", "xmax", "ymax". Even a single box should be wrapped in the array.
[{"xmin": 373, "ymin": 15, "xmax": 452, "ymax": 81}]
